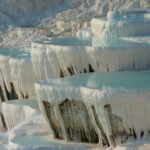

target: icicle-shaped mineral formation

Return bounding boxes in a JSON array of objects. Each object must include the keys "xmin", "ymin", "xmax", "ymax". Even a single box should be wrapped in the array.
[
  {"xmin": 35, "ymin": 71, "xmax": 150, "ymax": 146},
  {"xmin": 31, "ymin": 36, "xmax": 150, "ymax": 80},
  {"xmin": 0, "ymin": 48, "xmax": 37, "ymax": 131},
  {"xmin": 0, "ymin": 48, "xmax": 36, "ymax": 103},
  {"xmin": 2, "ymin": 98, "xmax": 39, "ymax": 130}
]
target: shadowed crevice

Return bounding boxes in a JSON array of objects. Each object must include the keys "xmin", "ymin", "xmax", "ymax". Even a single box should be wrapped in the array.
[
  {"xmin": 0, "ymin": 85, "xmax": 5, "ymax": 102},
  {"xmin": 20, "ymin": 91, "xmax": 25, "ymax": 99},
  {"xmin": 59, "ymin": 99, "xmax": 99, "ymax": 143},
  {"xmin": 3, "ymin": 81, "xmax": 18, "ymax": 100},
  {"xmin": 67, "ymin": 66, "xmax": 75, "ymax": 75},
  {"xmin": 104, "ymin": 104, "xmax": 128, "ymax": 145},
  {"xmin": 43, "ymin": 101, "xmax": 63, "ymax": 139},
  {"xmin": 10, "ymin": 82, "xmax": 18, "ymax": 100},
  {"xmin": 0, "ymin": 112, "xmax": 7, "ymax": 130},
  {"xmin": 92, "ymin": 106, "xmax": 110, "ymax": 146},
  {"xmin": 89, "ymin": 64, "xmax": 95, "ymax": 72}
]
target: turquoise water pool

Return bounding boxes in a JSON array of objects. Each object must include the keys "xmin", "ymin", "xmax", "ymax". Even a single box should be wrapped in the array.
[
  {"xmin": 5, "ymin": 98, "xmax": 39, "ymax": 110},
  {"xmin": 11, "ymin": 135, "xmax": 92, "ymax": 150},
  {"xmin": 35, "ymin": 36, "xmax": 150, "ymax": 48},
  {"xmin": 43, "ymin": 71, "xmax": 150, "ymax": 90},
  {"xmin": 0, "ymin": 47, "xmax": 30, "ymax": 59},
  {"xmin": 109, "ymin": 10, "xmax": 150, "ymax": 22}
]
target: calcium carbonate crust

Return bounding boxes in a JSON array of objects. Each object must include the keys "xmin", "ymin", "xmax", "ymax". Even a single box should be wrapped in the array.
[{"xmin": 35, "ymin": 79, "xmax": 150, "ymax": 146}]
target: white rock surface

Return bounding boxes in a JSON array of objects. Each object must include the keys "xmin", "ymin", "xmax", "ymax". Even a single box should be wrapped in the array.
[{"xmin": 2, "ymin": 98, "xmax": 39, "ymax": 130}]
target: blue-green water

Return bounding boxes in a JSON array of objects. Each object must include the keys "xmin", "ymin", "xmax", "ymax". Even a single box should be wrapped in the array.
[
  {"xmin": 0, "ymin": 47, "xmax": 30, "ymax": 59},
  {"xmin": 111, "ymin": 10, "xmax": 150, "ymax": 22},
  {"xmin": 36, "ymin": 37, "xmax": 92, "ymax": 46},
  {"xmin": 92, "ymin": 37, "xmax": 150, "ymax": 48},
  {"xmin": 0, "ymin": 145, "xmax": 6, "ymax": 150},
  {"xmin": 35, "ymin": 36, "xmax": 150, "ymax": 48},
  {"xmin": 46, "ymin": 71, "xmax": 150, "ymax": 90},
  {"xmin": 6, "ymin": 98, "xmax": 39, "ymax": 110},
  {"xmin": 11, "ymin": 135, "xmax": 91, "ymax": 150}
]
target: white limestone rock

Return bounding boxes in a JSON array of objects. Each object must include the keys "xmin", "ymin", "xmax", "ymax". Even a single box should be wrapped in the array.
[{"xmin": 2, "ymin": 98, "xmax": 39, "ymax": 130}]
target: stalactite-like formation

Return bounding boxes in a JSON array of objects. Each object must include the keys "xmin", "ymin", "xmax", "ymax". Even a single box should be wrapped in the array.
[
  {"xmin": 2, "ymin": 98, "xmax": 38, "ymax": 130},
  {"xmin": 59, "ymin": 99, "xmax": 99, "ymax": 143},
  {"xmin": 0, "ymin": 49, "xmax": 37, "ymax": 104},
  {"xmin": 0, "ymin": 48, "xmax": 37, "ymax": 131},
  {"xmin": 35, "ymin": 71, "xmax": 150, "ymax": 146},
  {"xmin": 31, "ymin": 38, "xmax": 150, "ymax": 80}
]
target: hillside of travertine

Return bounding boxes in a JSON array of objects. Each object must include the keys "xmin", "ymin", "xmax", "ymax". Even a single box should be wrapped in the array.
[{"xmin": 1, "ymin": 0, "xmax": 150, "ymax": 47}]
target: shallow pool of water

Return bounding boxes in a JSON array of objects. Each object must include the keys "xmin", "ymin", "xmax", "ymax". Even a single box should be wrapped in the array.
[
  {"xmin": 109, "ymin": 9, "xmax": 150, "ymax": 22},
  {"xmin": 0, "ymin": 47, "xmax": 30, "ymax": 59},
  {"xmin": 35, "ymin": 36, "xmax": 150, "ymax": 48},
  {"xmin": 43, "ymin": 71, "xmax": 150, "ymax": 90}
]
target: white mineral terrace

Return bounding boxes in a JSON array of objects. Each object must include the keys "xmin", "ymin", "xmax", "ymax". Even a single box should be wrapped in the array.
[
  {"xmin": 2, "ymin": 98, "xmax": 39, "ymax": 130},
  {"xmin": 32, "ymin": 36, "xmax": 150, "ymax": 80},
  {"xmin": 91, "ymin": 9, "xmax": 150, "ymax": 38},
  {"xmin": 35, "ymin": 71, "xmax": 150, "ymax": 147},
  {"xmin": 0, "ymin": 48, "xmax": 36, "ymax": 104}
]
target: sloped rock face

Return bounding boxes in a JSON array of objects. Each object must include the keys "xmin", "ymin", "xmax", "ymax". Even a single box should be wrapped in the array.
[
  {"xmin": 0, "ymin": 27, "xmax": 54, "ymax": 47},
  {"xmin": 1, "ymin": 0, "xmax": 150, "ymax": 25},
  {"xmin": 0, "ymin": 0, "xmax": 62, "ymax": 25}
]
